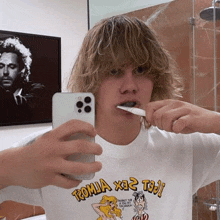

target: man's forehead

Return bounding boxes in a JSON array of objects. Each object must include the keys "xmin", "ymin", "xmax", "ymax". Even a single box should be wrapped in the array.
[{"xmin": 0, "ymin": 52, "xmax": 18, "ymax": 63}]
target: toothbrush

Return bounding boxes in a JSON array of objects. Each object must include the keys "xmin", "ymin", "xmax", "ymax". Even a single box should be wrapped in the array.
[{"xmin": 117, "ymin": 106, "xmax": 146, "ymax": 117}]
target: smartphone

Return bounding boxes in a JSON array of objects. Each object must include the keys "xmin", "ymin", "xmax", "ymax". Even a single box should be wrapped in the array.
[{"xmin": 52, "ymin": 92, "xmax": 95, "ymax": 180}]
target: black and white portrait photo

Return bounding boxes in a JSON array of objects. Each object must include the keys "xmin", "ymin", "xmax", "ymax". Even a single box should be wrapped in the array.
[{"xmin": 0, "ymin": 31, "xmax": 61, "ymax": 126}]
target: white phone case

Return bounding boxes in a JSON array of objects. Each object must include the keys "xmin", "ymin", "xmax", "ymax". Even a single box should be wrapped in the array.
[{"xmin": 52, "ymin": 92, "xmax": 95, "ymax": 180}]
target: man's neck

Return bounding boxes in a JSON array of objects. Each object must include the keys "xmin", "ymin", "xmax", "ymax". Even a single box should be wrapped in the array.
[{"xmin": 96, "ymin": 117, "xmax": 142, "ymax": 145}]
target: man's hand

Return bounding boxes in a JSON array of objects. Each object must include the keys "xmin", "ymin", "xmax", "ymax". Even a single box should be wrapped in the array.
[
  {"xmin": 0, "ymin": 120, "xmax": 102, "ymax": 189},
  {"xmin": 145, "ymin": 99, "xmax": 220, "ymax": 134}
]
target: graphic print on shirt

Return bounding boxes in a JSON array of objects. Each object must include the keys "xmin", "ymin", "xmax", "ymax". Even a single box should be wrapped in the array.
[
  {"xmin": 92, "ymin": 195, "xmax": 122, "ymax": 220},
  {"xmin": 91, "ymin": 191, "xmax": 149, "ymax": 220},
  {"xmin": 72, "ymin": 177, "xmax": 165, "ymax": 218},
  {"xmin": 132, "ymin": 191, "xmax": 149, "ymax": 220},
  {"xmin": 72, "ymin": 177, "xmax": 166, "ymax": 202}
]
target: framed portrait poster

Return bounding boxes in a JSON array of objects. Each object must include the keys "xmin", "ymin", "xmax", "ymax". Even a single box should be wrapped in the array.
[{"xmin": 0, "ymin": 30, "xmax": 61, "ymax": 126}]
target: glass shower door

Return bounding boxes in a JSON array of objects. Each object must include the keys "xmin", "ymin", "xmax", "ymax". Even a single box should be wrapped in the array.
[{"xmin": 192, "ymin": 0, "xmax": 220, "ymax": 219}]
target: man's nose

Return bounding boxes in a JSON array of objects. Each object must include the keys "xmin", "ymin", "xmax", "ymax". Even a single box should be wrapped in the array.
[
  {"xmin": 3, "ymin": 66, "xmax": 9, "ymax": 76},
  {"xmin": 119, "ymin": 72, "xmax": 139, "ymax": 94}
]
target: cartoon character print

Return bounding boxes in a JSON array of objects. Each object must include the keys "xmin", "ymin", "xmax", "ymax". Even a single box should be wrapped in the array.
[
  {"xmin": 132, "ymin": 191, "xmax": 149, "ymax": 220},
  {"xmin": 92, "ymin": 195, "xmax": 122, "ymax": 220}
]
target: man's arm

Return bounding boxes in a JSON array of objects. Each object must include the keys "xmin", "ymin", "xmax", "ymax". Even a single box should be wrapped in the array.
[
  {"xmin": 146, "ymin": 99, "xmax": 220, "ymax": 134},
  {"xmin": 0, "ymin": 120, "xmax": 102, "ymax": 189}
]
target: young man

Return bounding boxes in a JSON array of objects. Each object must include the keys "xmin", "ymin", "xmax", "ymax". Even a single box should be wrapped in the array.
[{"xmin": 0, "ymin": 15, "xmax": 220, "ymax": 220}]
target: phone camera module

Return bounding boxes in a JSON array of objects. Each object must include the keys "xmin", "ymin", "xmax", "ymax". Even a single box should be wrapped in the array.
[
  {"xmin": 84, "ymin": 96, "xmax": 91, "ymax": 104},
  {"xmin": 76, "ymin": 101, "xmax": 83, "ymax": 108},
  {"xmin": 84, "ymin": 106, "xmax": 91, "ymax": 113}
]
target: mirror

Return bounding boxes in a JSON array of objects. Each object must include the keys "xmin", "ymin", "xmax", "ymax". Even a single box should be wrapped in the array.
[{"xmin": 88, "ymin": 0, "xmax": 220, "ymax": 219}]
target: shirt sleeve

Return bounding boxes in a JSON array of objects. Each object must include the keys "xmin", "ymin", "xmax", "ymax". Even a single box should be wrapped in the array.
[
  {"xmin": 192, "ymin": 132, "xmax": 220, "ymax": 194},
  {"xmin": 12, "ymin": 127, "xmax": 52, "ymax": 148}
]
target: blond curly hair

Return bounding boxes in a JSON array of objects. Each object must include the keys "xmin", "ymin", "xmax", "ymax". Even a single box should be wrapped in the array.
[{"xmin": 68, "ymin": 15, "xmax": 183, "ymax": 101}]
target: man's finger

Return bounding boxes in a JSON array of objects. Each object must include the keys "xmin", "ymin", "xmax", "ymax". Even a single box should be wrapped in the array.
[{"xmin": 49, "ymin": 119, "xmax": 96, "ymax": 140}]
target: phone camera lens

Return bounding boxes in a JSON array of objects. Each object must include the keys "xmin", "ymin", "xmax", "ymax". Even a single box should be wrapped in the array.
[
  {"xmin": 76, "ymin": 101, "xmax": 83, "ymax": 108},
  {"xmin": 84, "ymin": 106, "xmax": 91, "ymax": 113},
  {"xmin": 84, "ymin": 96, "xmax": 91, "ymax": 104}
]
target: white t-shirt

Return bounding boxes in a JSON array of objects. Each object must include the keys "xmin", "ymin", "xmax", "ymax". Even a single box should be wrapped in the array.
[{"xmin": 1, "ymin": 126, "xmax": 220, "ymax": 220}]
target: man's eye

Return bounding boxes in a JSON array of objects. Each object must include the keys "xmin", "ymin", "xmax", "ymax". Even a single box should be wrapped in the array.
[
  {"xmin": 0, "ymin": 64, "xmax": 4, "ymax": 69},
  {"xmin": 110, "ymin": 69, "xmax": 120, "ymax": 76},
  {"xmin": 9, "ymin": 64, "xmax": 17, "ymax": 69},
  {"xmin": 135, "ymin": 66, "xmax": 145, "ymax": 75}
]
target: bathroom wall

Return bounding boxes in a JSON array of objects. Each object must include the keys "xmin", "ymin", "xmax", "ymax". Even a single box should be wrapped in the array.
[{"xmin": 0, "ymin": 0, "xmax": 88, "ymax": 219}]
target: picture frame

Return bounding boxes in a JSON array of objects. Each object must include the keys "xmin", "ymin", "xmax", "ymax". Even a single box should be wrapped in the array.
[{"xmin": 0, "ymin": 30, "xmax": 61, "ymax": 126}]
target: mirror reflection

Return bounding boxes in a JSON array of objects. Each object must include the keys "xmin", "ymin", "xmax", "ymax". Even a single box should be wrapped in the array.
[{"xmin": 89, "ymin": 0, "xmax": 220, "ymax": 219}]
